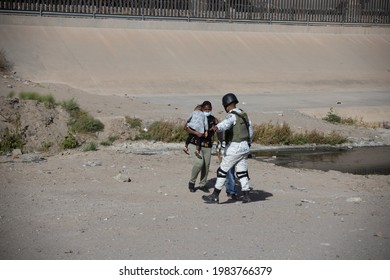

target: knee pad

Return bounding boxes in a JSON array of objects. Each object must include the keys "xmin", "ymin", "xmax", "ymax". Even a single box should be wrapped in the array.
[
  {"xmin": 217, "ymin": 167, "xmax": 227, "ymax": 178},
  {"xmin": 236, "ymin": 170, "xmax": 249, "ymax": 180}
]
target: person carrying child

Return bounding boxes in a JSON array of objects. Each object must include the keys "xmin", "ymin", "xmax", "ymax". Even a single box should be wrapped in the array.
[{"xmin": 183, "ymin": 104, "xmax": 208, "ymax": 159}]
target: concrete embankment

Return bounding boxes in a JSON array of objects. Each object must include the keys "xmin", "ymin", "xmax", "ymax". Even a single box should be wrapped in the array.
[{"xmin": 0, "ymin": 14, "xmax": 389, "ymax": 96}]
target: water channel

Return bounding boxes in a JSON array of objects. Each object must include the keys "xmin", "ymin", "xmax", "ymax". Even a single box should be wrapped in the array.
[{"xmin": 252, "ymin": 146, "xmax": 390, "ymax": 175}]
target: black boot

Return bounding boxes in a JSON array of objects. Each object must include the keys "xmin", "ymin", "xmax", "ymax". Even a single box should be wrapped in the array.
[
  {"xmin": 188, "ymin": 182, "xmax": 196, "ymax": 193},
  {"xmin": 242, "ymin": 191, "xmax": 251, "ymax": 203},
  {"xmin": 202, "ymin": 188, "xmax": 221, "ymax": 204}
]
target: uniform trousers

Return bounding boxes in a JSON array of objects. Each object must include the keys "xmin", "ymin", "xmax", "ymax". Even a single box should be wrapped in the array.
[{"xmin": 215, "ymin": 152, "xmax": 250, "ymax": 192}]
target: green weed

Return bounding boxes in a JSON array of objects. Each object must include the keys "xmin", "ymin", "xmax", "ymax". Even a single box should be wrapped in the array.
[
  {"xmin": 19, "ymin": 92, "xmax": 57, "ymax": 109},
  {"xmin": 137, "ymin": 120, "xmax": 187, "ymax": 142},
  {"xmin": 125, "ymin": 116, "xmax": 142, "ymax": 129},
  {"xmin": 252, "ymin": 122, "xmax": 348, "ymax": 145},
  {"xmin": 100, "ymin": 135, "xmax": 119, "ymax": 146},
  {"xmin": 83, "ymin": 142, "xmax": 97, "ymax": 152},
  {"xmin": 60, "ymin": 133, "xmax": 79, "ymax": 150}
]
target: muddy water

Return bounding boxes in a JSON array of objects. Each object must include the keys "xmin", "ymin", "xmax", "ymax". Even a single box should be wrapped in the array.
[{"xmin": 252, "ymin": 146, "xmax": 390, "ymax": 175}]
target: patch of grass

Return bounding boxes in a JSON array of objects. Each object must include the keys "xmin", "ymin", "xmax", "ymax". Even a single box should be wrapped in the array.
[
  {"xmin": 60, "ymin": 133, "xmax": 79, "ymax": 150},
  {"xmin": 83, "ymin": 142, "xmax": 97, "ymax": 152},
  {"xmin": 0, "ymin": 127, "xmax": 24, "ymax": 154},
  {"xmin": 0, "ymin": 115, "xmax": 24, "ymax": 154},
  {"xmin": 19, "ymin": 92, "xmax": 57, "ymax": 109},
  {"xmin": 125, "ymin": 116, "xmax": 143, "ymax": 129},
  {"xmin": 61, "ymin": 98, "xmax": 80, "ymax": 112},
  {"xmin": 67, "ymin": 113, "xmax": 104, "ymax": 134},
  {"xmin": 137, "ymin": 120, "xmax": 187, "ymax": 142},
  {"xmin": 252, "ymin": 122, "xmax": 293, "ymax": 145},
  {"xmin": 290, "ymin": 130, "xmax": 348, "ymax": 145},
  {"xmin": 252, "ymin": 122, "xmax": 348, "ymax": 145},
  {"xmin": 61, "ymin": 98, "xmax": 104, "ymax": 134},
  {"xmin": 0, "ymin": 49, "xmax": 13, "ymax": 72},
  {"xmin": 323, "ymin": 107, "xmax": 341, "ymax": 123},
  {"xmin": 40, "ymin": 142, "xmax": 53, "ymax": 153},
  {"xmin": 7, "ymin": 91, "xmax": 15, "ymax": 98},
  {"xmin": 100, "ymin": 135, "xmax": 119, "ymax": 146}
]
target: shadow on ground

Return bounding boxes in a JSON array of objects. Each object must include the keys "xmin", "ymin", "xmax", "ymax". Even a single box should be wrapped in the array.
[{"xmin": 199, "ymin": 177, "xmax": 273, "ymax": 204}]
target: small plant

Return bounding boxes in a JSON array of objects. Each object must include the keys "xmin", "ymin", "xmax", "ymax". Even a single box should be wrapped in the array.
[
  {"xmin": 100, "ymin": 135, "xmax": 118, "ymax": 146},
  {"xmin": 323, "ymin": 107, "xmax": 342, "ymax": 123},
  {"xmin": 40, "ymin": 142, "xmax": 53, "ymax": 152},
  {"xmin": 0, "ymin": 127, "xmax": 24, "ymax": 154},
  {"xmin": 252, "ymin": 121, "xmax": 348, "ymax": 145},
  {"xmin": 83, "ymin": 142, "xmax": 97, "ymax": 152},
  {"xmin": 61, "ymin": 98, "xmax": 80, "ymax": 112},
  {"xmin": 60, "ymin": 133, "xmax": 79, "ymax": 150},
  {"xmin": 19, "ymin": 92, "xmax": 56, "ymax": 109},
  {"xmin": 125, "ymin": 116, "xmax": 142, "ymax": 129},
  {"xmin": 61, "ymin": 98, "xmax": 104, "ymax": 134},
  {"xmin": 137, "ymin": 120, "xmax": 187, "ymax": 142},
  {"xmin": 7, "ymin": 91, "xmax": 15, "ymax": 98},
  {"xmin": 252, "ymin": 122, "xmax": 292, "ymax": 145}
]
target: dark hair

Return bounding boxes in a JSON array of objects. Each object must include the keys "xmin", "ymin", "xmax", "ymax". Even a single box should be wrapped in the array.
[{"xmin": 201, "ymin": 100, "xmax": 212, "ymax": 109}]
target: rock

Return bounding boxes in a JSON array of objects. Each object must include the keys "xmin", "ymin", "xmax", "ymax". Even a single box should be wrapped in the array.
[
  {"xmin": 346, "ymin": 197, "xmax": 362, "ymax": 203},
  {"xmin": 83, "ymin": 161, "xmax": 102, "ymax": 167},
  {"xmin": 113, "ymin": 168, "xmax": 131, "ymax": 182},
  {"xmin": 290, "ymin": 185, "xmax": 306, "ymax": 191},
  {"xmin": 12, "ymin": 149, "xmax": 22, "ymax": 158},
  {"xmin": 301, "ymin": 199, "xmax": 315, "ymax": 204}
]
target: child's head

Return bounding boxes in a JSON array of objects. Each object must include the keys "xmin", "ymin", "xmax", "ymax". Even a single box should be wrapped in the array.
[{"xmin": 194, "ymin": 105, "xmax": 202, "ymax": 111}]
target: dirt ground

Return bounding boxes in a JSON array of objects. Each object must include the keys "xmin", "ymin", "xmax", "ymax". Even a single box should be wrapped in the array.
[{"xmin": 0, "ymin": 73, "xmax": 389, "ymax": 260}]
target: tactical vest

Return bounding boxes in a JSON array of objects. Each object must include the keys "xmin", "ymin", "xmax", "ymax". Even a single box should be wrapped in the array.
[{"xmin": 225, "ymin": 110, "xmax": 250, "ymax": 143}]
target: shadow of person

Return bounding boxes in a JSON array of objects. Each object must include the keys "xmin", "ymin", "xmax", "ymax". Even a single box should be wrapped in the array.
[
  {"xmin": 248, "ymin": 189, "xmax": 273, "ymax": 202},
  {"xmin": 219, "ymin": 190, "xmax": 273, "ymax": 204},
  {"xmin": 204, "ymin": 177, "xmax": 273, "ymax": 204}
]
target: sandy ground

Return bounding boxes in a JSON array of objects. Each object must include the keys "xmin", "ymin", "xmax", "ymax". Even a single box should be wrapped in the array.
[
  {"xmin": 0, "ymin": 16, "xmax": 389, "ymax": 260},
  {"xmin": 0, "ymin": 75, "xmax": 390, "ymax": 260}
]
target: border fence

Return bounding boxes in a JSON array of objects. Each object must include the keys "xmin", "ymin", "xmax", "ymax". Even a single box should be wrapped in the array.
[{"xmin": 0, "ymin": 1, "xmax": 389, "ymax": 24}]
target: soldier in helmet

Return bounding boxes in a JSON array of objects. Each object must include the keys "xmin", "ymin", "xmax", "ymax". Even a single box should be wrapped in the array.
[{"xmin": 202, "ymin": 93, "xmax": 253, "ymax": 204}]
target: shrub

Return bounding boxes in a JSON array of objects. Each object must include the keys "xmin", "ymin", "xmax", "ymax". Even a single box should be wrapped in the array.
[
  {"xmin": 61, "ymin": 99, "xmax": 104, "ymax": 134},
  {"xmin": 83, "ymin": 142, "xmax": 97, "ymax": 152},
  {"xmin": 138, "ymin": 120, "xmax": 187, "ymax": 142},
  {"xmin": 252, "ymin": 122, "xmax": 348, "ymax": 145},
  {"xmin": 19, "ymin": 92, "xmax": 57, "ymax": 109},
  {"xmin": 68, "ymin": 113, "xmax": 104, "ymax": 134},
  {"xmin": 323, "ymin": 107, "xmax": 342, "ymax": 123},
  {"xmin": 60, "ymin": 133, "xmax": 79, "ymax": 150},
  {"xmin": 61, "ymin": 98, "xmax": 80, "ymax": 112},
  {"xmin": 100, "ymin": 135, "xmax": 118, "ymax": 146},
  {"xmin": 125, "ymin": 116, "xmax": 142, "ymax": 129},
  {"xmin": 0, "ymin": 127, "xmax": 24, "ymax": 154},
  {"xmin": 252, "ymin": 122, "xmax": 293, "ymax": 145}
]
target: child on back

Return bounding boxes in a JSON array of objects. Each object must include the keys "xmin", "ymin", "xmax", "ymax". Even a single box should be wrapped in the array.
[{"xmin": 183, "ymin": 105, "xmax": 208, "ymax": 159}]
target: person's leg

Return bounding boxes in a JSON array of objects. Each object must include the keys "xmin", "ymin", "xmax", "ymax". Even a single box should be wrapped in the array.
[
  {"xmin": 188, "ymin": 143, "xmax": 204, "ymax": 192},
  {"xmin": 183, "ymin": 134, "xmax": 193, "ymax": 155},
  {"xmin": 202, "ymin": 154, "xmax": 242, "ymax": 203},
  {"xmin": 194, "ymin": 135, "xmax": 202, "ymax": 159},
  {"xmin": 198, "ymin": 147, "xmax": 211, "ymax": 191},
  {"xmin": 235, "ymin": 155, "xmax": 251, "ymax": 203},
  {"xmin": 225, "ymin": 167, "xmax": 236, "ymax": 197}
]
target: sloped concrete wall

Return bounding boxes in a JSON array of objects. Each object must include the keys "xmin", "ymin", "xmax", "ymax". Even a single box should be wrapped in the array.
[{"xmin": 0, "ymin": 15, "xmax": 389, "ymax": 95}]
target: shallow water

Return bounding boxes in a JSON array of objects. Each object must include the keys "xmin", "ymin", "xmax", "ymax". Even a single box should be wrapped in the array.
[{"xmin": 252, "ymin": 146, "xmax": 390, "ymax": 175}]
